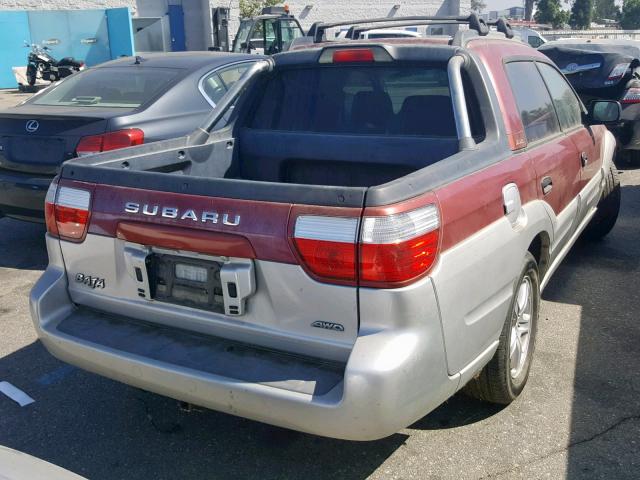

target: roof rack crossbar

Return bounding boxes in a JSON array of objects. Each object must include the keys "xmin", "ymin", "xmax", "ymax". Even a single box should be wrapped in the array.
[
  {"xmin": 308, "ymin": 14, "xmax": 490, "ymax": 43},
  {"xmin": 487, "ymin": 18, "xmax": 514, "ymax": 39}
]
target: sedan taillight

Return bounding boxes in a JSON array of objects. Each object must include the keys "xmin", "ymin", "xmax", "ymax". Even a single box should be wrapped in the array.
[
  {"xmin": 45, "ymin": 179, "xmax": 92, "ymax": 242},
  {"xmin": 608, "ymin": 63, "xmax": 631, "ymax": 81},
  {"xmin": 621, "ymin": 87, "xmax": 640, "ymax": 104},
  {"xmin": 76, "ymin": 128, "xmax": 144, "ymax": 156}
]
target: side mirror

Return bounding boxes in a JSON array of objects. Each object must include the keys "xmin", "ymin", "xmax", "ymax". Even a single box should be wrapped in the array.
[{"xmin": 586, "ymin": 100, "xmax": 621, "ymax": 125}]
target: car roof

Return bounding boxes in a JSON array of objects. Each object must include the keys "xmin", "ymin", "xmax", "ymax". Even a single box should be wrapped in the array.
[{"xmin": 95, "ymin": 52, "xmax": 262, "ymax": 70}]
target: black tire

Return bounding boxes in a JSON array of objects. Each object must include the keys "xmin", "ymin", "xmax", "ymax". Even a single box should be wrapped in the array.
[
  {"xmin": 582, "ymin": 164, "xmax": 621, "ymax": 241},
  {"xmin": 26, "ymin": 64, "xmax": 37, "ymax": 86},
  {"xmin": 624, "ymin": 149, "xmax": 640, "ymax": 165},
  {"xmin": 464, "ymin": 252, "xmax": 540, "ymax": 404}
]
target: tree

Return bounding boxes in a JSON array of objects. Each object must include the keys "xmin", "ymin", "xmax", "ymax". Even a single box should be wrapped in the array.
[
  {"xmin": 570, "ymin": 0, "xmax": 593, "ymax": 28},
  {"xmin": 535, "ymin": 0, "xmax": 568, "ymax": 27},
  {"xmin": 471, "ymin": 0, "xmax": 487, "ymax": 13},
  {"xmin": 239, "ymin": 0, "xmax": 281, "ymax": 19},
  {"xmin": 593, "ymin": 0, "xmax": 620, "ymax": 21},
  {"xmin": 621, "ymin": 0, "xmax": 640, "ymax": 28},
  {"xmin": 525, "ymin": 0, "xmax": 536, "ymax": 20}
]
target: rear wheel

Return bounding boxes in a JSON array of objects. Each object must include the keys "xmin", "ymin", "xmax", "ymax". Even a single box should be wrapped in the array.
[
  {"xmin": 582, "ymin": 164, "xmax": 620, "ymax": 241},
  {"xmin": 464, "ymin": 253, "xmax": 539, "ymax": 404},
  {"xmin": 623, "ymin": 149, "xmax": 640, "ymax": 165},
  {"xmin": 26, "ymin": 64, "xmax": 36, "ymax": 86}
]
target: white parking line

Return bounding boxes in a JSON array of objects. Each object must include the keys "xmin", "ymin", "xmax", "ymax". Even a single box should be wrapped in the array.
[{"xmin": 0, "ymin": 381, "xmax": 35, "ymax": 407}]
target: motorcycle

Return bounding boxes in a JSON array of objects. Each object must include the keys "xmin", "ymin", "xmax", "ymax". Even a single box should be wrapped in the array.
[{"xmin": 24, "ymin": 42, "xmax": 85, "ymax": 86}]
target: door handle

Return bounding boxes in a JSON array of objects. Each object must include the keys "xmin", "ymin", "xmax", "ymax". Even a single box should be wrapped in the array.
[
  {"xmin": 541, "ymin": 176, "xmax": 553, "ymax": 195},
  {"xmin": 580, "ymin": 152, "xmax": 589, "ymax": 167}
]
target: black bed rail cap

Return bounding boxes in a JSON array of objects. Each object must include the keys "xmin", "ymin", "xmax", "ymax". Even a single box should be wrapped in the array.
[{"xmin": 307, "ymin": 13, "xmax": 490, "ymax": 43}]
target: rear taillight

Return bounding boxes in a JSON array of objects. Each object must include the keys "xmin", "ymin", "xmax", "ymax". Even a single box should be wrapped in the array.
[
  {"xmin": 291, "ymin": 203, "xmax": 441, "ymax": 288},
  {"xmin": 608, "ymin": 63, "xmax": 630, "ymax": 81},
  {"xmin": 76, "ymin": 128, "xmax": 144, "ymax": 156},
  {"xmin": 293, "ymin": 216, "xmax": 359, "ymax": 282},
  {"xmin": 45, "ymin": 181, "xmax": 92, "ymax": 242},
  {"xmin": 360, "ymin": 205, "xmax": 440, "ymax": 285},
  {"xmin": 621, "ymin": 87, "xmax": 640, "ymax": 104}
]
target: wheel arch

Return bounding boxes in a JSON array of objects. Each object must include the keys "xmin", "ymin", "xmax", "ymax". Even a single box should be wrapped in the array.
[{"xmin": 527, "ymin": 230, "xmax": 551, "ymax": 279}]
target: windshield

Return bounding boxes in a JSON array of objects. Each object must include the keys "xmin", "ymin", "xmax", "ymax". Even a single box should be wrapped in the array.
[{"xmin": 31, "ymin": 67, "xmax": 180, "ymax": 108}]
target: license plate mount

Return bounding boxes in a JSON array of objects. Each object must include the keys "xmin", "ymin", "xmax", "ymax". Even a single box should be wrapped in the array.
[{"xmin": 147, "ymin": 253, "xmax": 225, "ymax": 313}]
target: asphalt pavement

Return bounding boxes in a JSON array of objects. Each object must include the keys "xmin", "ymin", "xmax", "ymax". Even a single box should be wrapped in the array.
[{"xmin": 0, "ymin": 89, "xmax": 639, "ymax": 479}]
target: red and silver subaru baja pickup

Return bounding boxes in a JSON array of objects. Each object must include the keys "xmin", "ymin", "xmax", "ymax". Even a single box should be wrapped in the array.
[{"xmin": 30, "ymin": 15, "xmax": 621, "ymax": 440}]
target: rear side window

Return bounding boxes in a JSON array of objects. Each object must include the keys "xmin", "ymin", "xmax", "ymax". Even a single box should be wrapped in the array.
[
  {"xmin": 537, "ymin": 63, "xmax": 583, "ymax": 130},
  {"xmin": 250, "ymin": 66, "xmax": 458, "ymax": 137},
  {"xmin": 201, "ymin": 63, "xmax": 253, "ymax": 106},
  {"xmin": 505, "ymin": 61, "xmax": 560, "ymax": 143},
  {"xmin": 528, "ymin": 36, "xmax": 544, "ymax": 48},
  {"xmin": 32, "ymin": 67, "xmax": 179, "ymax": 108}
]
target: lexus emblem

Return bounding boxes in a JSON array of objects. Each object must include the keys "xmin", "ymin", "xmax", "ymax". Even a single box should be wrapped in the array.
[{"xmin": 25, "ymin": 120, "xmax": 39, "ymax": 133}]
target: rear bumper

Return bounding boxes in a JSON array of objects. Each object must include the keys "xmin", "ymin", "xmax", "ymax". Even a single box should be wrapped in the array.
[
  {"xmin": 30, "ymin": 236, "xmax": 458, "ymax": 441},
  {"xmin": 0, "ymin": 168, "xmax": 52, "ymax": 222}
]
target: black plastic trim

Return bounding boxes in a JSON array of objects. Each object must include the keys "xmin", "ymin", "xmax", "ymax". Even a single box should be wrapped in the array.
[{"xmin": 63, "ymin": 163, "xmax": 366, "ymax": 207}]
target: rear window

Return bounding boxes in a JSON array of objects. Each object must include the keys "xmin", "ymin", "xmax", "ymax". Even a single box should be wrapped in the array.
[
  {"xmin": 250, "ymin": 66, "xmax": 457, "ymax": 137},
  {"xmin": 32, "ymin": 67, "xmax": 180, "ymax": 108}
]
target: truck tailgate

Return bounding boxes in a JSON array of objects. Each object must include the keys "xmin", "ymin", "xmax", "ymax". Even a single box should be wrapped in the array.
[{"xmin": 57, "ymin": 181, "xmax": 363, "ymax": 362}]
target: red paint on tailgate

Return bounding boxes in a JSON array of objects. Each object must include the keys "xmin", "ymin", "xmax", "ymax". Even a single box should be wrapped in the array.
[
  {"xmin": 116, "ymin": 222, "xmax": 256, "ymax": 258},
  {"xmin": 88, "ymin": 184, "xmax": 297, "ymax": 263}
]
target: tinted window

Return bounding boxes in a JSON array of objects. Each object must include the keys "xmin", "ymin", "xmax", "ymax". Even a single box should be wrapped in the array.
[
  {"xmin": 505, "ymin": 62, "xmax": 560, "ymax": 143},
  {"xmin": 528, "ymin": 36, "xmax": 544, "ymax": 48},
  {"xmin": 201, "ymin": 63, "xmax": 252, "ymax": 105},
  {"xmin": 32, "ymin": 67, "xmax": 178, "ymax": 108},
  {"xmin": 251, "ymin": 66, "xmax": 457, "ymax": 137},
  {"xmin": 538, "ymin": 63, "xmax": 583, "ymax": 130}
]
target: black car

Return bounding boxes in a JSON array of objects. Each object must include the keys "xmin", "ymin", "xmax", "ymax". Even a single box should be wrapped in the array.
[
  {"xmin": 0, "ymin": 52, "xmax": 260, "ymax": 222},
  {"xmin": 540, "ymin": 39, "xmax": 640, "ymax": 163}
]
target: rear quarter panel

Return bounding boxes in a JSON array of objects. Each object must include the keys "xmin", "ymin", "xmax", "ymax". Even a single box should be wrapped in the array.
[
  {"xmin": 108, "ymin": 72, "xmax": 213, "ymax": 142},
  {"xmin": 430, "ymin": 149, "xmax": 549, "ymax": 375},
  {"xmin": 430, "ymin": 40, "xmax": 556, "ymax": 375}
]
